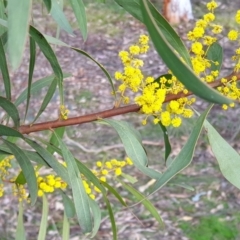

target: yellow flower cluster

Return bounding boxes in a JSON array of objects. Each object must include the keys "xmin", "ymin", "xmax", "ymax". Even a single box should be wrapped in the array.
[
  {"xmin": 187, "ymin": 1, "xmax": 222, "ymax": 78},
  {"xmin": 12, "ymin": 184, "xmax": 30, "ymax": 202},
  {"xmin": 0, "ymin": 156, "xmax": 30, "ymax": 202},
  {"xmin": 221, "ymin": 10, "xmax": 240, "ymax": 109},
  {"xmin": 115, "ymin": 35, "xmax": 195, "ymax": 127},
  {"xmin": 227, "ymin": 9, "xmax": 240, "ymax": 41},
  {"xmin": 115, "ymin": 35, "xmax": 149, "ymax": 104},
  {"xmin": 36, "ymin": 172, "xmax": 67, "ymax": 197},
  {"xmin": 217, "ymin": 76, "xmax": 240, "ymax": 110},
  {"xmin": 0, "ymin": 155, "xmax": 14, "ymax": 180},
  {"xmin": 59, "ymin": 105, "xmax": 69, "ymax": 120},
  {"xmin": 114, "ymin": 1, "xmax": 240, "ymax": 122},
  {"xmin": 84, "ymin": 157, "xmax": 134, "ymax": 200}
]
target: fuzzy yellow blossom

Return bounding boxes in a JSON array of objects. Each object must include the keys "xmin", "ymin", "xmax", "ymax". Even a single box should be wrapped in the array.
[
  {"xmin": 193, "ymin": 27, "xmax": 205, "ymax": 38},
  {"xmin": 96, "ymin": 161, "xmax": 102, "ymax": 167},
  {"xmin": 203, "ymin": 12, "xmax": 215, "ymax": 22},
  {"xmin": 101, "ymin": 169, "xmax": 108, "ymax": 175},
  {"xmin": 115, "ymin": 168, "xmax": 122, "ymax": 176},
  {"xmin": 132, "ymin": 59, "xmax": 144, "ymax": 68},
  {"xmin": 129, "ymin": 45, "xmax": 140, "ymax": 55},
  {"xmin": 153, "ymin": 118, "xmax": 160, "ymax": 124},
  {"xmin": 126, "ymin": 157, "xmax": 133, "ymax": 165},
  {"xmin": 105, "ymin": 161, "xmax": 113, "ymax": 169},
  {"xmin": 191, "ymin": 42, "xmax": 203, "ymax": 55},
  {"xmin": 139, "ymin": 35, "xmax": 149, "ymax": 45},
  {"xmin": 171, "ymin": 117, "xmax": 182, "ymax": 128},
  {"xmin": 211, "ymin": 70, "xmax": 219, "ymax": 77},
  {"xmin": 183, "ymin": 109, "xmax": 194, "ymax": 118},
  {"xmin": 205, "ymin": 75, "xmax": 214, "ymax": 82},
  {"xmin": 212, "ymin": 24, "xmax": 223, "ymax": 34},
  {"xmin": 140, "ymin": 45, "xmax": 149, "ymax": 54},
  {"xmin": 169, "ymin": 100, "xmax": 180, "ymax": 112},
  {"xmin": 203, "ymin": 36, "xmax": 216, "ymax": 45},
  {"xmin": 206, "ymin": 1, "xmax": 218, "ymax": 11},
  {"xmin": 228, "ymin": 30, "xmax": 239, "ymax": 41},
  {"xmin": 161, "ymin": 111, "xmax": 171, "ymax": 127},
  {"xmin": 100, "ymin": 176, "xmax": 106, "ymax": 182},
  {"xmin": 222, "ymin": 104, "xmax": 228, "ymax": 110},
  {"xmin": 196, "ymin": 19, "xmax": 208, "ymax": 28},
  {"xmin": 115, "ymin": 71, "xmax": 123, "ymax": 80},
  {"xmin": 236, "ymin": 10, "xmax": 240, "ymax": 24}
]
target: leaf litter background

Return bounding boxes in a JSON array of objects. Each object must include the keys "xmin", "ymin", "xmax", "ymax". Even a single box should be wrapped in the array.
[{"xmin": 1, "ymin": 0, "xmax": 240, "ymax": 239}]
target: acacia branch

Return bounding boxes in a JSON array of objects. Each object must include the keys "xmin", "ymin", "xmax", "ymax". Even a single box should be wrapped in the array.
[{"xmin": 18, "ymin": 72, "xmax": 240, "ymax": 134}]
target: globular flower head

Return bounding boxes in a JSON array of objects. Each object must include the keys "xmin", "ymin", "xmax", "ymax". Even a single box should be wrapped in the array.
[
  {"xmin": 236, "ymin": 10, "xmax": 240, "ymax": 24},
  {"xmin": 228, "ymin": 30, "xmax": 239, "ymax": 41},
  {"xmin": 206, "ymin": 1, "xmax": 218, "ymax": 11},
  {"xmin": 191, "ymin": 42, "xmax": 203, "ymax": 55}
]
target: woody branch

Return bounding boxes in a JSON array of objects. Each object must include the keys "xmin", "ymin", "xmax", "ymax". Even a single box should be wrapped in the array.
[{"xmin": 18, "ymin": 72, "xmax": 240, "ymax": 135}]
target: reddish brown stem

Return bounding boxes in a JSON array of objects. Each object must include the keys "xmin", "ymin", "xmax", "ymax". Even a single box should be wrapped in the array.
[{"xmin": 18, "ymin": 72, "xmax": 240, "ymax": 135}]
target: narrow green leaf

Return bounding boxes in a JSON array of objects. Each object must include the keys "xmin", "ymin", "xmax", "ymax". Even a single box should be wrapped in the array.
[
  {"xmin": 47, "ymin": 127, "xmax": 65, "ymax": 154},
  {"xmin": 206, "ymin": 42, "xmax": 223, "ymax": 73},
  {"xmin": 72, "ymin": 47, "xmax": 116, "ymax": 97},
  {"xmin": 102, "ymin": 119, "xmax": 161, "ymax": 179},
  {"xmin": 29, "ymin": 26, "xmax": 64, "ymax": 104},
  {"xmin": 0, "ymin": 125, "xmax": 23, "ymax": 137},
  {"xmin": 15, "ymin": 202, "xmax": 26, "ymax": 240},
  {"xmin": 14, "ymin": 73, "xmax": 70, "ymax": 107},
  {"xmin": 15, "ymin": 171, "xmax": 26, "ymax": 185},
  {"xmin": 55, "ymin": 132, "xmax": 92, "ymax": 233},
  {"xmin": 44, "ymin": 34, "xmax": 70, "ymax": 47},
  {"xmin": 119, "ymin": 180, "xmax": 164, "ymax": 228},
  {"xmin": 32, "ymin": 78, "xmax": 57, "ymax": 123},
  {"xmin": 61, "ymin": 191, "xmax": 76, "ymax": 218},
  {"xmin": 8, "ymin": 0, "xmax": 32, "ymax": 69},
  {"xmin": 158, "ymin": 122, "xmax": 171, "ymax": 161},
  {"xmin": 103, "ymin": 194, "xmax": 117, "ymax": 240},
  {"xmin": 24, "ymin": 37, "xmax": 36, "ymax": 120},
  {"xmin": 149, "ymin": 106, "xmax": 212, "ymax": 195},
  {"xmin": 141, "ymin": 0, "xmax": 231, "ymax": 105},
  {"xmin": 0, "ymin": 1, "xmax": 7, "ymax": 35},
  {"xmin": 3, "ymin": 140, "xmax": 38, "ymax": 205},
  {"xmin": 89, "ymin": 199, "xmax": 101, "ymax": 238},
  {"xmin": 204, "ymin": 120, "xmax": 240, "ymax": 189},
  {"xmin": 50, "ymin": 0, "xmax": 73, "ymax": 34},
  {"xmin": 69, "ymin": 0, "xmax": 87, "ymax": 40},
  {"xmin": 37, "ymin": 194, "xmax": 49, "ymax": 240},
  {"xmin": 0, "ymin": 18, "xmax": 7, "ymax": 28},
  {"xmin": 171, "ymin": 182, "xmax": 194, "ymax": 191},
  {"xmin": 24, "ymin": 138, "xmax": 70, "ymax": 184},
  {"xmin": 101, "ymin": 181, "xmax": 127, "ymax": 206},
  {"xmin": 120, "ymin": 172, "xmax": 138, "ymax": 184},
  {"xmin": 0, "ymin": 96, "xmax": 20, "ymax": 128},
  {"xmin": 0, "ymin": 29, "xmax": 7, "ymax": 47},
  {"xmin": 62, "ymin": 210, "xmax": 70, "ymax": 240},
  {"xmin": 0, "ymin": 36, "xmax": 11, "ymax": 99},
  {"xmin": 114, "ymin": 0, "xmax": 191, "ymax": 66},
  {"xmin": 43, "ymin": 0, "xmax": 51, "ymax": 12}
]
